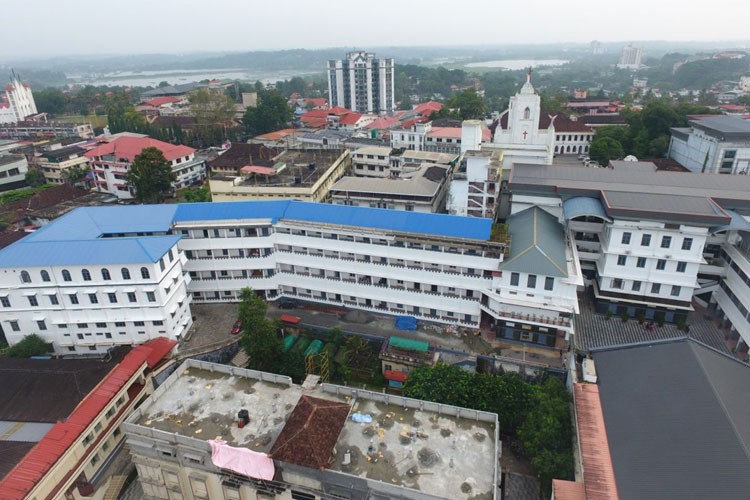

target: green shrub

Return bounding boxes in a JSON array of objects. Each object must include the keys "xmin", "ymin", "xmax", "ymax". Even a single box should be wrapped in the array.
[{"xmin": 7, "ymin": 334, "xmax": 52, "ymax": 358}]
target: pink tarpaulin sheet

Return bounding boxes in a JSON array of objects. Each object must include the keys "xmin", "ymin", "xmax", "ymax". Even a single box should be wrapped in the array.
[{"xmin": 208, "ymin": 439, "xmax": 275, "ymax": 480}]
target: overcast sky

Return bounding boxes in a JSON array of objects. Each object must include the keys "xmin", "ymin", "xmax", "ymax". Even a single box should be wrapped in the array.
[{"xmin": 3, "ymin": 0, "xmax": 749, "ymax": 58}]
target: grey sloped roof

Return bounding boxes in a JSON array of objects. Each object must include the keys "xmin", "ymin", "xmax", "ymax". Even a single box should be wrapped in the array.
[
  {"xmin": 501, "ymin": 207, "xmax": 567, "ymax": 277},
  {"xmin": 594, "ymin": 339, "xmax": 750, "ymax": 500},
  {"xmin": 562, "ymin": 196, "xmax": 610, "ymax": 222}
]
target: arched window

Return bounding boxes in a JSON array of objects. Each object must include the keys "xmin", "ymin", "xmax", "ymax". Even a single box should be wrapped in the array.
[
  {"xmin": 41, "ymin": 270, "xmax": 51, "ymax": 282},
  {"xmin": 140, "ymin": 267, "xmax": 150, "ymax": 279},
  {"xmin": 62, "ymin": 270, "xmax": 72, "ymax": 282},
  {"xmin": 82, "ymin": 269, "xmax": 91, "ymax": 281},
  {"xmin": 523, "ymin": 107, "xmax": 530, "ymax": 120},
  {"xmin": 20, "ymin": 271, "xmax": 31, "ymax": 283},
  {"xmin": 102, "ymin": 269, "xmax": 111, "ymax": 281},
  {"xmin": 121, "ymin": 267, "xmax": 131, "ymax": 280}
]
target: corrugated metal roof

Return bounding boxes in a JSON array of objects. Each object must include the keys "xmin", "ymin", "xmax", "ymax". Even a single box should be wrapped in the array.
[
  {"xmin": 573, "ymin": 384, "xmax": 619, "ymax": 500},
  {"xmin": 594, "ymin": 340, "xmax": 750, "ymax": 500},
  {"xmin": 552, "ymin": 479, "xmax": 587, "ymax": 500},
  {"xmin": 501, "ymin": 207, "xmax": 567, "ymax": 277},
  {"xmin": 562, "ymin": 196, "xmax": 611, "ymax": 222},
  {"xmin": 389, "ymin": 336, "xmax": 429, "ymax": 352},
  {"xmin": 0, "ymin": 338, "xmax": 176, "ymax": 499}
]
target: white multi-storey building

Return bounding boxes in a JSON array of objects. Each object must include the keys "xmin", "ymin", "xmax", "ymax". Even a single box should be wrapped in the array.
[
  {"xmin": 668, "ymin": 115, "xmax": 750, "ymax": 174},
  {"xmin": 617, "ymin": 43, "xmax": 643, "ymax": 69},
  {"xmin": 0, "ymin": 70, "xmax": 37, "ymax": 124},
  {"xmin": 1, "ymin": 200, "xmax": 581, "ymax": 351},
  {"xmin": 447, "ymin": 150, "xmax": 503, "ymax": 218},
  {"xmin": 85, "ymin": 136, "xmax": 206, "ymax": 199},
  {"xmin": 0, "ymin": 153, "xmax": 28, "ymax": 191},
  {"xmin": 0, "ymin": 206, "xmax": 193, "ymax": 355},
  {"xmin": 327, "ymin": 51, "xmax": 395, "ymax": 114},
  {"xmin": 508, "ymin": 161, "xmax": 750, "ymax": 327}
]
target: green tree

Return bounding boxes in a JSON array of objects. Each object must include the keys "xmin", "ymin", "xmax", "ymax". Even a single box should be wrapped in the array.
[
  {"xmin": 589, "ymin": 137, "xmax": 624, "ymax": 165},
  {"xmin": 182, "ymin": 185, "xmax": 211, "ymax": 203},
  {"xmin": 238, "ymin": 288, "xmax": 282, "ymax": 372},
  {"xmin": 61, "ymin": 165, "xmax": 91, "ymax": 185},
  {"xmin": 188, "ymin": 88, "xmax": 235, "ymax": 139},
  {"xmin": 33, "ymin": 88, "xmax": 67, "ymax": 115},
  {"xmin": 243, "ymin": 90, "xmax": 293, "ymax": 136},
  {"xmin": 125, "ymin": 147, "xmax": 176, "ymax": 204},
  {"xmin": 8, "ymin": 334, "xmax": 52, "ymax": 358},
  {"xmin": 445, "ymin": 88, "xmax": 486, "ymax": 120},
  {"xmin": 25, "ymin": 167, "xmax": 46, "ymax": 187}
]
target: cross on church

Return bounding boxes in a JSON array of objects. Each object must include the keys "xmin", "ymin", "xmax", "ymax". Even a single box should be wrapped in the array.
[{"xmin": 522, "ymin": 131, "xmax": 528, "ymax": 140}]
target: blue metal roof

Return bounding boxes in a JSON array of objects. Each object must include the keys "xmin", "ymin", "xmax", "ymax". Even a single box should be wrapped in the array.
[
  {"xmin": 562, "ymin": 196, "xmax": 611, "ymax": 222},
  {"xmin": 176, "ymin": 200, "xmax": 492, "ymax": 240},
  {"xmin": 0, "ymin": 200, "xmax": 492, "ymax": 269},
  {"xmin": 0, "ymin": 236, "xmax": 181, "ymax": 267},
  {"xmin": 174, "ymin": 201, "xmax": 290, "ymax": 223},
  {"xmin": 282, "ymin": 201, "xmax": 492, "ymax": 240}
]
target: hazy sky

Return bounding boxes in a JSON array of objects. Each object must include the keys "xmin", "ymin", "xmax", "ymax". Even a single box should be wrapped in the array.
[{"xmin": 3, "ymin": 0, "xmax": 749, "ymax": 58}]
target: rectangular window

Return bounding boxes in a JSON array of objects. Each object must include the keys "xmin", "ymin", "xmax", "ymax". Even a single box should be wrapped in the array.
[
  {"xmin": 527, "ymin": 274, "xmax": 537, "ymax": 288},
  {"xmin": 88, "ymin": 293, "xmax": 98, "ymax": 304},
  {"xmin": 617, "ymin": 255, "xmax": 627, "ymax": 266},
  {"xmin": 70, "ymin": 294, "xmax": 79, "ymax": 304},
  {"xmin": 544, "ymin": 277, "xmax": 554, "ymax": 291},
  {"xmin": 651, "ymin": 283, "xmax": 661, "ymax": 294},
  {"xmin": 637, "ymin": 257, "xmax": 646, "ymax": 268},
  {"xmin": 127, "ymin": 292, "xmax": 136, "ymax": 303},
  {"xmin": 611, "ymin": 278, "xmax": 624, "ymax": 289},
  {"xmin": 0, "ymin": 297, "xmax": 9, "ymax": 307},
  {"xmin": 641, "ymin": 234, "xmax": 651, "ymax": 246},
  {"xmin": 656, "ymin": 259, "xmax": 666, "ymax": 270},
  {"xmin": 36, "ymin": 320, "xmax": 47, "ymax": 331},
  {"xmin": 146, "ymin": 292, "xmax": 156, "ymax": 302},
  {"xmin": 682, "ymin": 238, "xmax": 693, "ymax": 251},
  {"xmin": 28, "ymin": 295, "xmax": 38, "ymax": 307},
  {"xmin": 661, "ymin": 236, "xmax": 672, "ymax": 248},
  {"xmin": 115, "ymin": 321, "xmax": 126, "ymax": 327},
  {"xmin": 9, "ymin": 320, "xmax": 20, "ymax": 332},
  {"xmin": 676, "ymin": 261, "xmax": 687, "ymax": 273},
  {"xmin": 510, "ymin": 272, "xmax": 519, "ymax": 286},
  {"xmin": 107, "ymin": 293, "xmax": 117, "ymax": 303},
  {"xmin": 632, "ymin": 280, "xmax": 642, "ymax": 291},
  {"xmin": 621, "ymin": 232, "xmax": 631, "ymax": 244},
  {"xmin": 49, "ymin": 294, "xmax": 59, "ymax": 305},
  {"xmin": 134, "ymin": 321, "xmax": 145, "ymax": 326},
  {"xmin": 153, "ymin": 320, "xmax": 164, "ymax": 326},
  {"xmin": 671, "ymin": 285, "xmax": 681, "ymax": 297}
]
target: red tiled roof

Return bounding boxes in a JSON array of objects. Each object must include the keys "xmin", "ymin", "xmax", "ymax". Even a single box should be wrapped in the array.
[
  {"xmin": 327, "ymin": 106, "xmax": 352, "ymax": 116},
  {"xmin": 427, "ymin": 126, "xmax": 462, "ymax": 139},
  {"xmin": 496, "ymin": 114, "xmax": 594, "ymax": 133},
  {"xmin": 144, "ymin": 97, "xmax": 181, "ymax": 107},
  {"xmin": 365, "ymin": 116, "xmax": 401, "ymax": 129},
  {"xmin": 413, "ymin": 101, "xmax": 443, "ymax": 115},
  {"xmin": 0, "ymin": 338, "xmax": 176, "ymax": 500},
  {"xmin": 302, "ymin": 98, "xmax": 327, "ymax": 108},
  {"xmin": 552, "ymin": 480, "xmax": 587, "ymax": 500},
  {"xmin": 574, "ymin": 383, "xmax": 620, "ymax": 500},
  {"xmin": 255, "ymin": 129, "xmax": 299, "ymax": 141},
  {"xmin": 270, "ymin": 395, "xmax": 351, "ymax": 470},
  {"xmin": 339, "ymin": 113, "xmax": 363, "ymax": 125},
  {"xmin": 84, "ymin": 136, "xmax": 194, "ymax": 162}
]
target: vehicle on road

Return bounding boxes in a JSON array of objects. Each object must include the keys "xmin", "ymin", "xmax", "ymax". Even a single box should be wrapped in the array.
[
  {"xmin": 231, "ymin": 320, "xmax": 242, "ymax": 335},
  {"xmin": 277, "ymin": 298, "xmax": 299, "ymax": 309}
]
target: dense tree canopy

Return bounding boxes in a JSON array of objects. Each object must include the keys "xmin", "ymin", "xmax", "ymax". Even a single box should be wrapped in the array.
[
  {"xmin": 8, "ymin": 334, "xmax": 52, "ymax": 358},
  {"xmin": 125, "ymin": 147, "xmax": 176, "ymax": 203},
  {"xmin": 589, "ymin": 137, "xmax": 625, "ymax": 165},
  {"xmin": 238, "ymin": 288, "xmax": 283, "ymax": 373},
  {"xmin": 404, "ymin": 363, "xmax": 573, "ymax": 496},
  {"xmin": 243, "ymin": 90, "xmax": 293, "ymax": 136}
]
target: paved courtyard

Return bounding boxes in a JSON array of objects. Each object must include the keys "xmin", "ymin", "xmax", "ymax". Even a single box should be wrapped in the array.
[{"xmin": 574, "ymin": 294, "xmax": 731, "ymax": 355}]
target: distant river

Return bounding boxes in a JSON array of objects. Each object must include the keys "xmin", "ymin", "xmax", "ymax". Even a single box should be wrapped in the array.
[
  {"xmin": 70, "ymin": 68, "xmax": 320, "ymax": 87},
  {"xmin": 465, "ymin": 59, "xmax": 569, "ymax": 70}
]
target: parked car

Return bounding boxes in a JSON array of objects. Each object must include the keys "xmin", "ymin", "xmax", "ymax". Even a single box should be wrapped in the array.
[
  {"xmin": 231, "ymin": 320, "xmax": 242, "ymax": 335},
  {"xmin": 579, "ymin": 155, "xmax": 590, "ymax": 162}
]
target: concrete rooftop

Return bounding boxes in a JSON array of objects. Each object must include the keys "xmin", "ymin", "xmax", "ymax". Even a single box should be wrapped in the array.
[{"xmin": 131, "ymin": 361, "xmax": 498, "ymax": 500}]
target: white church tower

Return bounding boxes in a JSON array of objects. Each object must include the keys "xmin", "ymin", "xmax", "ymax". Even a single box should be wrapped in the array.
[
  {"xmin": 489, "ymin": 70, "xmax": 554, "ymax": 167},
  {"xmin": 0, "ymin": 70, "xmax": 37, "ymax": 124}
]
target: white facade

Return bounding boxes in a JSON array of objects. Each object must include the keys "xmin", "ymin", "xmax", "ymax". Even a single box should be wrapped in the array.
[
  {"xmin": 490, "ymin": 73, "xmax": 555, "ymax": 167},
  {"xmin": 0, "ymin": 71, "xmax": 37, "ymax": 124},
  {"xmin": 668, "ymin": 117, "xmax": 750, "ymax": 174},
  {"xmin": 327, "ymin": 51, "xmax": 395, "ymax": 114},
  {"xmin": 391, "ymin": 122, "xmax": 431, "ymax": 151},
  {"xmin": 0, "ymin": 244, "xmax": 192, "ymax": 355},
  {"xmin": 0, "ymin": 154, "xmax": 28, "ymax": 189},
  {"xmin": 448, "ymin": 150, "xmax": 502, "ymax": 218},
  {"xmin": 351, "ymin": 146, "xmax": 394, "ymax": 177},
  {"xmin": 617, "ymin": 44, "xmax": 643, "ymax": 69}
]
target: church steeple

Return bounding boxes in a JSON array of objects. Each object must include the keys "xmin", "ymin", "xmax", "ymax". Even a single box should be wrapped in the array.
[{"xmin": 520, "ymin": 68, "xmax": 535, "ymax": 95}]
